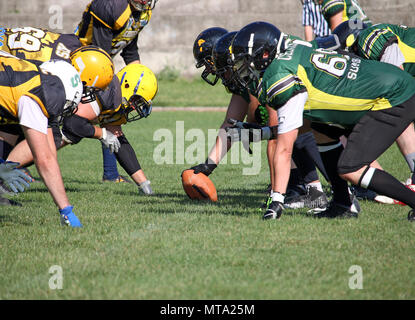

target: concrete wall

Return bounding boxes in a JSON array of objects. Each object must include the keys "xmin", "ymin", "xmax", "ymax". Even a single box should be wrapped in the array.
[{"xmin": 1, "ymin": 0, "xmax": 414, "ymax": 76}]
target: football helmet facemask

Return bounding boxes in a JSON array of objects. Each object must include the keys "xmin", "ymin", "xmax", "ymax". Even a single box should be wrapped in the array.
[
  {"xmin": 231, "ymin": 21, "xmax": 286, "ymax": 87},
  {"xmin": 129, "ymin": 0, "xmax": 158, "ymax": 11},
  {"xmin": 213, "ymin": 31, "xmax": 239, "ymax": 89},
  {"xmin": 70, "ymin": 45, "xmax": 114, "ymax": 104},
  {"xmin": 193, "ymin": 27, "xmax": 228, "ymax": 86},
  {"xmin": 39, "ymin": 60, "xmax": 83, "ymax": 119},
  {"xmin": 117, "ymin": 64, "xmax": 158, "ymax": 122},
  {"xmin": 332, "ymin": 20, "xmax": 368, "ymax": 51}
]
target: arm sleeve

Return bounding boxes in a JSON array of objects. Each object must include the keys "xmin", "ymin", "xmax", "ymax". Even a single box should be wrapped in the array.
[
  {"xmin": 259, "ymin": 73, "xmax": 306, "ymax": 110},
  {"xmin": 91, "ymin": 20, "xmax": 115, "ymax": 55},
  {"xmin": 357, "ymin": 28, "xmax": 398, "ymax": 60},
  {"xmin": 18, "ymin": 96, "xmax": 48, "ymax": 134},
  {"xmin": 380, "ymin": 43, "xmax": 406, "ymax": 67},
  {"xmin": 302, "ymin": 3, "xmax": 311, "ymax": 27},
  {"xmin": 120, "ymin": 35, "xmax": 140, "ymax": 64},
  {"xmin": 276, "ymin": 92, "xmax": 308, "ymax": 134},
  {"xmin": 114, "ymin": 135, "xmax": 141, "ymax": 175}
]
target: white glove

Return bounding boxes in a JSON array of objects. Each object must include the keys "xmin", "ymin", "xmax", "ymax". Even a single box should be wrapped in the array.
[
  {"xmin": 0, "ymin": 160, "xmax": 31, "ymax": 193},
  {"xmin": 100, "ymin": 128, "xmax": 121, "ymax": 153},
  {"xmin": 139, "ymin": 180, "xmax": 154, "ymax": 195}
]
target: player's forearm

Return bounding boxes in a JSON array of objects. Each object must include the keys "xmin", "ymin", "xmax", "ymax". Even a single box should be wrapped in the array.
[
  {"xmin": 23, "ymin": 127, "xmax": 70, "ymax": 209},
  {"xmin": 304, "ymin": 25, "xmax": 314, "ymax": 42}
]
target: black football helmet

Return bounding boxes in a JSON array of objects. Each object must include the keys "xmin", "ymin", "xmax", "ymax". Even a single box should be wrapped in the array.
[
  {"xmin": 231, "ymin": 21, "xmax": 286, "ymax": 87},
  {"xmin": 212, "ymin": 31, "xmax": 238, "ymax": 89},
  {"xmin": 193, "ymin": 27, "xmax": 228, "ymax": 85},
  {"xmin": 332, "ymin": 20, "xmax": 368, "ymax": 51}
]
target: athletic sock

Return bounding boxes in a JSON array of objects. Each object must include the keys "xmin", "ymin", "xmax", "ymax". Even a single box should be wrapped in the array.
[
  {"xmin": 363, "ymin": 168, "xmax": 415, "ymax": 208},
  {"xmin": 319, "ymin": 142, "xmax": 352, "ymax": 207}
]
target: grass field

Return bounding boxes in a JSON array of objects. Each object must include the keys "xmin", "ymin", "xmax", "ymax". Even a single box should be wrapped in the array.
[{"xmin": 1, "ymin": 109, "xmax": 415, "ymax": 300}]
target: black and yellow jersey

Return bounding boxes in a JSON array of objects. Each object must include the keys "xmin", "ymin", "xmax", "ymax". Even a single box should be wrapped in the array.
[
  {"xmin": 0, "ymin": 26, "xmax": 81, "ymax": 65},
  {"xmin": 75, "ymin": 0, "xmax": 152, "ymax": 64},
  {"xmin": 0, "ymin": 53, "xmax": 66, "ymax": 125},
  {"xmin": 93, "ymin": 76, "xmax": 125, "ymax": 126}
]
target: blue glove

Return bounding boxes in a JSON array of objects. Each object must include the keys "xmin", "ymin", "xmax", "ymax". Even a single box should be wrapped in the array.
[
  {"xmin": 59, "ymin": 206, "xmax": 83, "ymax": 228},
  {"xmin": 0, "ymin": 159, "xmax": 31, "ymax": 193}
]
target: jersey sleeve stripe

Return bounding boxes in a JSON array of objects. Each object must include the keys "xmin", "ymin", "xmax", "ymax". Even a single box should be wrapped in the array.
[
  {"xmin": 362, "ymin": 29, "xmax": 389, "ymax": 58},
  {"xmin": 114, "ymin": 6, "xmax": 132, "ymax": 30},
  {"xmin": 90, "ymin": 10, "xmax": 112, "ymax": 29},
  {"xmin": 266, "ymin": 76, "xmax": 297, "ymax": 100}
]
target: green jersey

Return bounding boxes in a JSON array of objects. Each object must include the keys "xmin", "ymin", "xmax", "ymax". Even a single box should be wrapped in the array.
[
  {"xmin": 356, "ymin": 23, "xmax": 415, "ymax": 76},
  {"xmin": 320, "ymin": 0, "xmax": 371, "ymax": 26},
  {"xmin": 258, "ymin": 43, "xmax": 415, "ymax": 128}
]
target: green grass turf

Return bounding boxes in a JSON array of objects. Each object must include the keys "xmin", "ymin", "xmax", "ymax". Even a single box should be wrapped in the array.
[
  {"xmin": 1, "ymin": 111, "xmax": 415, "ymax": 299},
  {"xmin": 153, "ymin": 78, "xmax": 231, "ymax": 107}
]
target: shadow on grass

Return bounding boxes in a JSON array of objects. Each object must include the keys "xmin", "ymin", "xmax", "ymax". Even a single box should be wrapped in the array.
[{"xmin": 0, "ymin": 214, "xmax": 33, "ymax": 226}]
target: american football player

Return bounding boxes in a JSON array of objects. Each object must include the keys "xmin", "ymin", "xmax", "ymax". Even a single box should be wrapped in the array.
[
  {"xmin": 0, "ymin": 26, "xmax": 115, "ymax": 162},
  {"xmin": 75, "ymin": 0, "xmax": 158, "ymax": 183},
  {"xmin": 0, "ymin": 51, "xmax": 83, "ymax": 227},
  {"xmin": 188, "ymin": 28, "xmax": 330, "ymax": 211},
  {"xmin": 333, "ymin": 21, "xmax": 415, "ymax": 190},
  {"xmin": 314, "ymin": 0, "xmax": 371, "ymax": 30},
  {"xmin": 231, "ymin": 21, "xmax": 415, "ymax": 220},
  {"xmin": 7, "ymin": 63, "xmax": 157, "ymax": 196}
]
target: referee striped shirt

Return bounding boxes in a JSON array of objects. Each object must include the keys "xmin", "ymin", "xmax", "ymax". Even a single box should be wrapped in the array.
[{"xmin": 302, "ymin": 0, "xmax": 331, "ymax": 37}]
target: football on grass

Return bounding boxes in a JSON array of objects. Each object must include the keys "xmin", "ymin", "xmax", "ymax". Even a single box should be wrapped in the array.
[{"xmin": 181, "ymin": 169, "xmax": 218, "ymax": 202}]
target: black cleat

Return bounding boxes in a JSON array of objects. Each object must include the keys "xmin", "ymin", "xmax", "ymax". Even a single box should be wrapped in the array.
[
  {"xmin": 285, "ymin": 186, "xmax": 329, "ymax": 211},
  {"xmin": 314, "ymin": 199, "xmax": 359, "ymax": 219},
  {"xmin": 408, "ymin": 210, "xmax": 415, "ymax": 222},
  {"xmin": 263, "ymin": 201, "xmax": 284, "ymax": 220}
]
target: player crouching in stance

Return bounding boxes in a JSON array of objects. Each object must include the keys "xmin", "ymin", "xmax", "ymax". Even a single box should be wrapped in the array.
[
  {"xmin": 231, "ymin": 21, "xmax": 415, "ymax": 221},
  {"xmin": 7, "ymin": 63, "xmax": 157, "ymax": 196},
  {"xmin": 60, "ymin": 63, "xmax": 157, "ymax": 195},
  {"xmin": 0, "ymin": 51, "xmax": 83, "ymax": 227}
]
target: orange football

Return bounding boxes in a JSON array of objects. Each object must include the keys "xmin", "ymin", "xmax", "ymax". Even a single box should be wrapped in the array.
[{"xmin": 181, "ymin": 169, "xmax": 218, "ymax": 202}]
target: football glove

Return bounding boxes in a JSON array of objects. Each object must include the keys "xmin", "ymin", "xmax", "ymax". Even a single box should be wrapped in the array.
[
  {"xmin": 59, "ymin": 206, "xmax": 83, "ymax": 228},
  {"xmin": 190, "ymin": 158, "xmax": 217, "ymax": 177},
  {"xmin": 0, "ymin": 159, "xmax": 31, "ymax": 193},
  {"xmin": 263, "ymin": 201, "xmax": 284, "ymax": 220},
  {"xmin": 226, "ymin": 119, "xmax": 277, "ymax": 142},
  {"xmin": 100, "ymin": 128, "xmax": 121, "ymax": 153}
]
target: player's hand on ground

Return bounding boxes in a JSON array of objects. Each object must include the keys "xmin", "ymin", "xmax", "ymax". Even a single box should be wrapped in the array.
[
  {"xmin": 59, "ymin": 206, "xmax": 83, "ymax": 228},
  {"xmin": 190, "ymin": 159, "xmax": 217, "ymax": 176},
  {"xmin": 0, "ymin": 160, "xmax": 31, "ymax": 193}
]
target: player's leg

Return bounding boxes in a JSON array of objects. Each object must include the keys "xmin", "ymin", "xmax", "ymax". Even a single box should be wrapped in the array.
[{"xmin": 339, "ymin": 96, "xmax": 415, "ymax": 218}]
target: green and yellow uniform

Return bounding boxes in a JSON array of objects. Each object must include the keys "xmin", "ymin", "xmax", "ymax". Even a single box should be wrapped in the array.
[
  {"xmin": 355, "ymin": 23, "xmax": 415, "ymax": 76},
  {"xmin": 320, "ymin": 0, "xmax": 371, "ymax": 26},
  {"xmin": 0, "ymin": 53, "xmax": 65, "ymax": 124},
  {"xmin": 75, "ymin": 0, "xmax": 151, "ymax": 63},
  {"xmin": 258, "ymin": 43, "xmax": 415, "ymax": 128}
]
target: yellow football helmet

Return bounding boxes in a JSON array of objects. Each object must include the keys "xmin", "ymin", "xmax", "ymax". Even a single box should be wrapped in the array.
[
  {"xmin": 116, "ymin": 63, "xmax": 158, "ymax": 122},
  {"xmin": 70, "ymin": 45, "xmax": 114, "ymax": 103}
]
